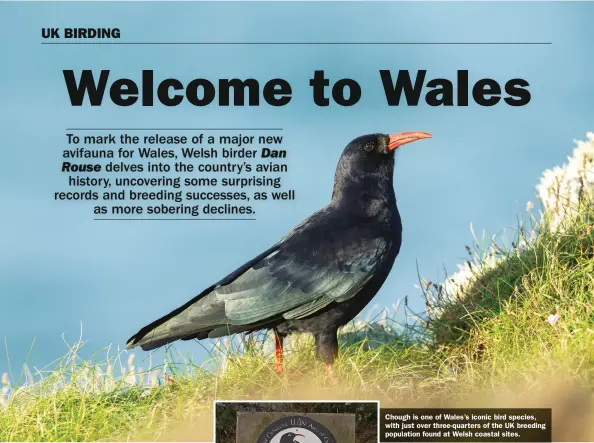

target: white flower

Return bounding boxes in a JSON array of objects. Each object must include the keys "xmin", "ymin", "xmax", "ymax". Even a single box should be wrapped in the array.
[
  {"xmin": 547, "ymin": 314, "xmax": 559, "ymax": 325},
  {"xmin": 526, "ymin": 201, "xmax": 534, "ymax": 212},
  {"xmin": 536, "ymin": 132, "xmax": 594, "ymax": 231}
]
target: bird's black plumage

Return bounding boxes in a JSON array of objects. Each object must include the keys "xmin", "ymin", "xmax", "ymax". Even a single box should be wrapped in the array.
[{"xmin": 126, "ymin": 132, "xmax": 431, "ymax": 366}]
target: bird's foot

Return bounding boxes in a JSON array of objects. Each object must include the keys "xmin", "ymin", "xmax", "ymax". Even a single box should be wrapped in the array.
[
  {"xmin": 274, "ymin": 352, "xmax": 284, "ymax": 375},
  {"xmin": 274, "ymin": 361, "xmax": 284, "ymax": 375},
  {"xmin": 324, "ymin": 364, "xmax": 336, "ymax": 382}
]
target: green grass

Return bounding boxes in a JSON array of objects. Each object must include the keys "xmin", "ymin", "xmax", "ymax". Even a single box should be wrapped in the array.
[{"xmin": 2, "ymin": 202, "xmax": 594, "ymax": 441}]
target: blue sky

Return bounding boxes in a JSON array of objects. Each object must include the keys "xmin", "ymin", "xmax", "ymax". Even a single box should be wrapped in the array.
[{"xmin": 0, "ymin": 1, "xmax": 593, "ymax": 373}]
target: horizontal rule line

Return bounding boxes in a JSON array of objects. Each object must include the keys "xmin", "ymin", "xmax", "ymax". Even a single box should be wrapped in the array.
[
  {"xmin": 94, "ymin": 218, "xmax": 257, "ymax": 221},
  {"xmin": 43, "ymin": 42, "xmax": 552, "ymax": 46},
  {"xmin": 67, "ymin": 128, "xmax": 283, "ymax": 131}
]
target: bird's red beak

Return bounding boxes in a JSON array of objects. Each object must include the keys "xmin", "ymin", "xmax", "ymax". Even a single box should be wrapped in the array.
[
  {"xmin": 294, "ymin": 434, "xmax": 305, "ymax": 440},
  {"xmin": 388, "ymin": 131, "xmax": 432, "ymax": 151}
]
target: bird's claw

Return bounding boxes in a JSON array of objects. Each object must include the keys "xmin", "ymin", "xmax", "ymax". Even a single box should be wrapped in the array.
[
  {"xmin": 274, "ymin": 362, "xmax": 284, "ymax": 375},
  {"xmin": 324, "ymin": 364, "xmax": 336, "ymax": 382}
]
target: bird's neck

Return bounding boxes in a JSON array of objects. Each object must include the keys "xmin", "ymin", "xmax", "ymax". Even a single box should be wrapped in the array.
[{"xmin": 331, "ymin": 174, "xmax": 396, "ymax": 218}]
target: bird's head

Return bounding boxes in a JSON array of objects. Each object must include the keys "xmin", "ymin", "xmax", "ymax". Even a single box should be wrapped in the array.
[
  {"xmin": 280, "ymin": 432, "xmax": 305, "ymax": 443},
  {"xmin": 346, "ymin": 131, "xmax": 432, "ymax": 157},
  {"xmin": 332, "ymin": 131, "xmax": 431, "ymax": 208}
]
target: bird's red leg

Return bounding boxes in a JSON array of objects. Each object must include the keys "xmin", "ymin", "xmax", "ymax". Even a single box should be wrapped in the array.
[
  {"xmin": 324, "ymin": 363, "xmax": 334, "ymax": 378},
  {"xmin": 274, "ymin": 331, "xmax": 284, "ymax": 374}
]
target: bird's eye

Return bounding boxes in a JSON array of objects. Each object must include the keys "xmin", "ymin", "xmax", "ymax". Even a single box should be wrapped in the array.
[{"xmin": 363, "ymin": 142, "xmax": 375, "ymax": 152}]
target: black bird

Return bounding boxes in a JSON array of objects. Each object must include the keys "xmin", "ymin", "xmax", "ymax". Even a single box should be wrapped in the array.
[
  {"xmin": 279, "ymin": 432, "xmax": 305, "ymax": 443},
  {"xmin": 126, "ymin": 131, "xmax": 431, "ymax": 375}
]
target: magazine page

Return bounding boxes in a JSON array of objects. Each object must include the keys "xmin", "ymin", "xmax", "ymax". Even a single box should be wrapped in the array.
[{"xmin": 0, "ymin": 1, "xmax": 592, "ymax": 442}]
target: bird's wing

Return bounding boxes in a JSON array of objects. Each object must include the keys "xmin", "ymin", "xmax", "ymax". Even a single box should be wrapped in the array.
[
  {"xmin": 216, "ymin": 225, "xmax": 390, "ymax": 324},
  {"xmin": 126, "ymin": 207, "xmax": 393, "ymax": 350}
]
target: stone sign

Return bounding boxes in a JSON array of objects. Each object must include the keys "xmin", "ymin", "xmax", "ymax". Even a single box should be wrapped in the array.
[{"xmin": 236, "ymin": 412, "xmax": 356, "ymax": 443}]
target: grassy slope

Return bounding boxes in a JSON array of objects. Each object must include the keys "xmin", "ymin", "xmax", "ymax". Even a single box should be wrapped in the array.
[{"xmin": 2, "ymin": 205, "xmax": 594, "ymax": 441}]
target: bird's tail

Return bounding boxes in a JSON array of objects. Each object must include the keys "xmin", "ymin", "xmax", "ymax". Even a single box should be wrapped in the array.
[
  {"xmin": 126, "ymin": 318, "xmax": 207, "ymax": 351},
  {"xmin": 127, "ymin": 245, "xmax": 283, "ymax": 351},
  {"xmin": 126, "ymin": 284, "xmax": 222, "ymax": 351}
]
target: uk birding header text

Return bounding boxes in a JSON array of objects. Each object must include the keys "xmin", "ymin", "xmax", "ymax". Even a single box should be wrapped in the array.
[{"xmin": 63, "ymin": 69, "xmax": 531, "ymax": 108}]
